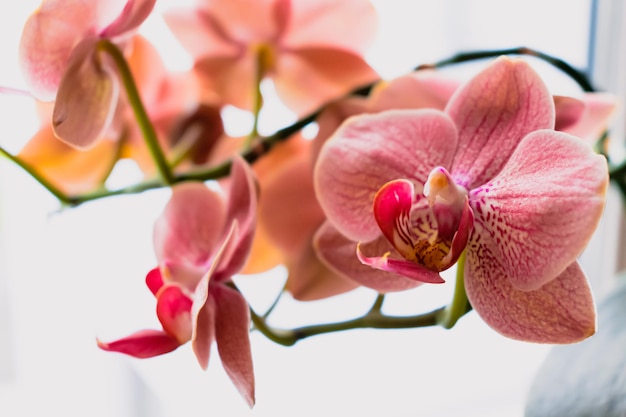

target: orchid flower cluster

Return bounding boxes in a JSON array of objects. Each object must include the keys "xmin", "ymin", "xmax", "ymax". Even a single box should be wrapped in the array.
[{"xmin": 2, "ymin": 0, "xmax": 619, "ymax": 408}]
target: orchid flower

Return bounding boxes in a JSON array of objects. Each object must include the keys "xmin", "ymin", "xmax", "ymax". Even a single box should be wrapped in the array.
[
  {"xmin": 98, "ymin": 157, "xmax": 258, "ymax": 406},
  {"xmin": 18, "ymin": 35, "xmax": 201, "ymax": 192},
  {"xmin": 164, "ymin": 0, "xmax": 380, "ymax": 114},
  {"xmin": 314, "ymin": 57, "xmax": 609, "ymax": 343},
  {"xmin": 19, "ymin": 0, "xmax": 156, "ymax": 148}
]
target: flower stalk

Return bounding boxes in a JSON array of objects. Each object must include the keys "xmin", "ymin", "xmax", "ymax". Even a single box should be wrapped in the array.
[{"xmin": 96, "ymin": 39, "xmax": 174, "ymax": 185}]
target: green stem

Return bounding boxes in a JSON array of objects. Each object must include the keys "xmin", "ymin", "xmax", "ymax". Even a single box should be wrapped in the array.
[
  {"xmin": 436, "ymin": 251, "xmax": 471, "ymax": 329},
  {"xmin": 0, "ymin": 145, "xmax": 71, "ymax": 204},
  {"xmin": 249, "ymin": 301, "xmax": 445, "ymax": 347},
  {"xmin": 244, "ymin": 48, "xmax": 266, "ymax": 149},
  {"xmin": 96, "ymin": 40, "xmax": 173, "ymax": 185},
  {"xmin": 65, "ymin": 109, "xmax": 320, "ymax": 206}
]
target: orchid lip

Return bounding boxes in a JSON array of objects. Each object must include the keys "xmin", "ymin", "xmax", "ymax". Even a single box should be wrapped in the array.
[{"xmin": 371, "ymin": 167, "xmax": 471, "ymax": 276}]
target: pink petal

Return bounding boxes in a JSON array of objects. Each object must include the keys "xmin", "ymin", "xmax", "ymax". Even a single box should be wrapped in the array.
[
  {"xmin": 314, "ymin": 109, "xmax": 458, "ymax": 242},
  {"xmin": 97, "ymin": 329, "xmax": 182, "ymax": 358},
  {"xmin": 465, "ymin": 257, "xmax": 596, "ymax": 343},
  {"xmin": 153, "ymin": 182, "xmax": 227, "ymax": 270},
  {"xmin": 52, "ymin": 39, "xmax": 119, "ymax": 149},
  {"xmin": 469, "ymin": 129, "xmax": 608, "ymax": 291},
  {"xmin": 369, "ymin": 70, "xmax": 461, "ymax": 112},
  {"xmin": 273, "ymin": 48, "xmax": 379, "ymax": 115},
  {"xmin": 285, "ymin": 239, "xmax": 360, "ymax": 301},
  {"xmin": 553, "ymin": 95, "xmax": 585, "ymax": 131},
  {"xmin": 19, "ymin": 0, "xmax": 99, "ymax": 100},
  {"xmin": 191, "ymin": 224, "xmax": 237, "ymax": 369},
  {"xmin": 156, "ymin": 285, "xmax": 193, "ymax": 343},
  {"xmin": 558, "ymin": 93, "xmax": 617, "ymax": 144},
  {"xmin": 283, "ymin": 0, "xmax": 377, "ymax": 52},
  {"xmin": 163, "ymin": 6, "xmax": 241, "ymax": 59},
  {"xmin": 215, "ymin": 157, "xmax": 258, "ymax": 279},
  {"xmin": 213, "ymin": 284, "xmax": 255, "ymax": 407},
  {"xmin": 100, "ymin": 0, "xmax": 156, "ymax": 38},
  {"xmin": 145, "ymin": 267, "xmax": 163, "ymax": 296},
  {"xmin": 259, "ymin": 154, "xmax": 325, "ymax": 254},
  {"xmin": 194, "ymin": 55, "xmax": 256, "ymax": 110},
  {"xmin": 447, "ymin": 57, "xmax": 555, "ymax": 189},
  {"xmin": 356, "ymin": 244, "xmax": 445, "ymax": 284},
  {"xmin": 314, "ymin": 221, "xmax": 422, "ymax": 293}
]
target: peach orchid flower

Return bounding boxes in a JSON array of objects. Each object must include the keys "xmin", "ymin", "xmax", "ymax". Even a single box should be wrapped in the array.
[
  {"xmin": 19, "ymin": 0, "xmax": 156, "ymax": 149},
  {"xmin": 19, "ymin": 35, "xmax": 205, "ymax": 193},
  {"xmin": 164, "ymin": 0, "xmax": 380, "ymax": 114},
  {"xmin": 314, "ymin": 57, "xmax": 608, "ymax": 343},
  {"xmin": 98, "ymin": 157, "xmax": 257, "ymax": 407}
]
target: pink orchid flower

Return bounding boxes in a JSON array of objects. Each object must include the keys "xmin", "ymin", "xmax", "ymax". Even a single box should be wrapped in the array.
[
  {"xmin": 98, "ymin": 157, "xmax": 258, "ymax": 406},
  {"xmin": 19, "ymin": 0, "xmax": 156, "ymax": 149},
  {"xmin": 164, "ymin": 0, "xmax": 380, "ymax": 114},
  {"xmin": 314, "ymin": 57, "xmax": 609, "ymax": 343}
]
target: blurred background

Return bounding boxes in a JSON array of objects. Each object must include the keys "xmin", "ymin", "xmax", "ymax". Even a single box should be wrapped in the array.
[{"xmin": 0, "ymin": 0, "xmax": 624, "ymax": 416}]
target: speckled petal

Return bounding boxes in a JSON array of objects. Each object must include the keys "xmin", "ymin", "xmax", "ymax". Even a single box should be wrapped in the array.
[
  {"xmin": 469, "ymin": 129, "xmax": 608, "ymax": 291},
  {"xmin": 465, "ymin": 254, "xmax": 596, "ymax": 343},
  {"xmin": 447, "ymin": 57, "xmax": 555, "ymax": 189}
]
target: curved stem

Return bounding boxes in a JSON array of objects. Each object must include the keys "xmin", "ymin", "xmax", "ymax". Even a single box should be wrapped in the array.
[
  {"xmin": 0, "ymin": 145, "xmax": 71, "ymax": 204},
  {"xmin": 249, "ymin": 302, "xmax": 445, "ymax": 347},
  {"xmin": 244, "ymin": 47, "xmax": 266, "ymax": 150},
  {"xmin": 96, "ymin": 39, "xmax": 173, "ymax": 185}
]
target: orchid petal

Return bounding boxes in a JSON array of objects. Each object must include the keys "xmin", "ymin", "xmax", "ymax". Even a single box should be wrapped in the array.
[
  {"xmin": 314, "ymin": 109, "xmax": 458, "ymax": 242},
  {"xmin": 558, "ymin": 93, "xmax": 617, "ymax": 144},
  {"xmin": 447, "ymin": 57, "xmax": 555, "ymax": 189},
  {"xmin": 97, "ymin": 329, "xmax": 181, "ymax": 358},
  {"xmin": 283, "ymin": 0, "xmax": 377, "ymax": 52},
  {"xmin": 213, "ymin": 284, "xmax": 255, "ymax": 407},
  {"xmin": 19, "ymin": 0, "xmax": 99, "ymax": 100},
  {"xmin": 18, "ymin": 124, "xmax": 118, "ymax": 193},
  {"xmin": 100, "ymin": 0, "xmax": 156, "ymax": 39},
  {"xmin": 52, "ymin": 39, "xmax": 118, "ymax": 149},
  {"xmin": 314, "ymin": 221, "xmax": 422, "ymax": 293},
  {"xmin": 286, "ymin": 239, "xmax": 360, "ymax": 301},
  {"xmin": 145, "ymin": 267, "xmax": 163, "ymax": 296},
  {"xmin": 465, "ymin": 258, "xmax": 596, "ymax": 343},
  {"xmin": 215, "ymin": 157, "xmax": 258, "ymax": 279},
  {"xmin": 191, "ymin": 223, "xmax": 237, "ymax": 369},
  {"xmin": 274, "ymin": 48, "xmax": 379, "ymax": 115},
  {"xmin": 356, "ymin": 244, "xmax": 445, "ymax": 284},
  {"xmin": 163, "ymin": 6, "xmax": 241, "ymax": 59},
  {"xmin": 194, "ymin": 55, "xmax": 256, "ymax": 110},
  {"xmin": 156, "ymin": 285, "xmax": 193, "ymax": 343},
  {"xmin": 259, "ymin": 154, "xmax": 325, "ymax": 254},
  {"xmin": 553, "ymin": 95, "xmax": 585, "ymax": 132},
  {"xmin": 153, "ymin": 182, "xmax": 227, "ymax": 270},
  {"xmin": 469, "ymin": 130, "xmax": 608, "ymax": 291},
  {"xmin": 369, "ymin": 70, "xmax": 460, "ymax": 112}
]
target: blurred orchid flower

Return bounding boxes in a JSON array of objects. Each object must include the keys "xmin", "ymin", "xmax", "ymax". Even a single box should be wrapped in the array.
[
  {"xmin": 19, "ymin": 0, "xmax": 156, "ymax": 148},
  {"xmin": 164, "ymin": 0, "xmax": 380, "ymax": 114},
  {"xmin": 98, "ymin": 157, "xmax": 258, "ymax": 406},
  {"xmin": 314, "ymin": 57, "xmax": 609, "ymax": 343}
]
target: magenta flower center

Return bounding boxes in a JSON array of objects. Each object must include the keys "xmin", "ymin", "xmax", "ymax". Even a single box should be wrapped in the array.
[{"xmin": 373, "ymin": 166, "xmax": 469, "ymax": 271}]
